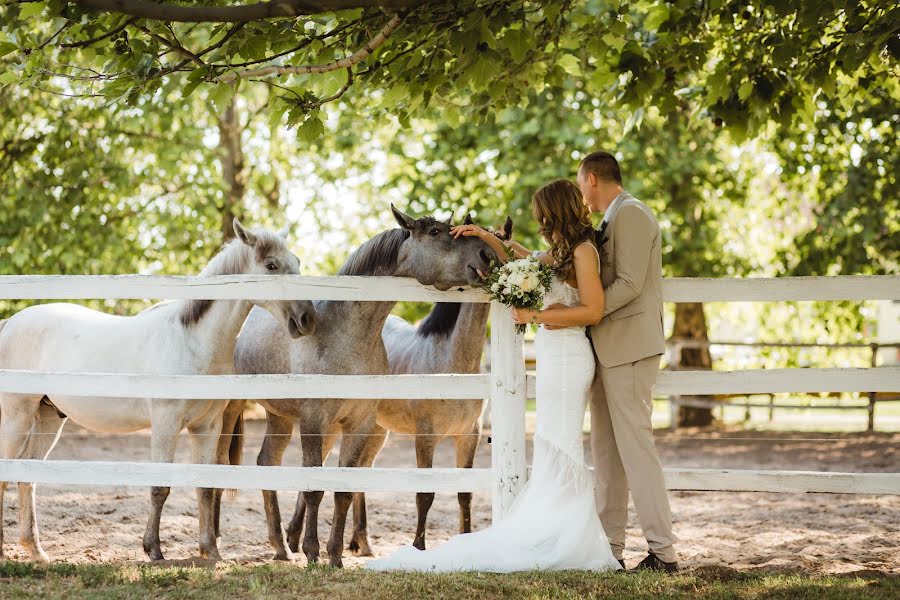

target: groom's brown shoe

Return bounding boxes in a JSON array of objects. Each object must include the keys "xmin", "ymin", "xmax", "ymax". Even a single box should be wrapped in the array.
[{"xmin": 633, "ymin": 552, "xmax": 678, "ymax": 573}]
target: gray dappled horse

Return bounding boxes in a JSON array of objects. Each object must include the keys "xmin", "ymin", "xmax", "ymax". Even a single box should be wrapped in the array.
[
  {"xmin": 285, "ymin": 216, "xmax": 514, "ymax": 556},
  {"xmin": 227, "ymin": 205, "xmax": 497, "ymax": 567}
]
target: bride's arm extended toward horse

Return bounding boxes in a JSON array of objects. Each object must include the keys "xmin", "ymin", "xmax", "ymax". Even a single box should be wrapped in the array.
[
  {"xmin": 450, "ymin": 224, "xmax": 532, "ymax": 262},
  {"xmin": 512, "ymin": 244, "xmax": 604, "ymax": 327}
]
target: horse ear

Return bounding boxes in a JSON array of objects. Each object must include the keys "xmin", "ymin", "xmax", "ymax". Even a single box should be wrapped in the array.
[
  {"xmin": 276, "ymin": 224, "xmax": 291, "ymax": 240},
  {"xmin": 391, "ymin": 204, "xmax": 416, "ymax": 230},
  {"xmin": 463, "ymin": 213, "xmax": 474, "ymax": 225},
  {"xmin": 233, "ymin": 217, "xmax": 257, "ymax": 246},
  {"xmin": 501, "ymin": 216, "xmax": 513, "ymax": 240}
]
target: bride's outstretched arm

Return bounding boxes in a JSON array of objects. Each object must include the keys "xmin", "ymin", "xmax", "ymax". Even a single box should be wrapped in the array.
[
  {"xmin": 449, "ymin": 225, "xmax": 532, "ymax": 262},
  {"xmin": 512, "ymin": 244, "xmax": 605, "ymax": 327}
]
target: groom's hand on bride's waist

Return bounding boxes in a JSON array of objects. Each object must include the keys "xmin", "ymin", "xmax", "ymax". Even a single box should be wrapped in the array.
[{"xmin": 542, "ymin": 304, "xmax": 567, "ymax": 330}]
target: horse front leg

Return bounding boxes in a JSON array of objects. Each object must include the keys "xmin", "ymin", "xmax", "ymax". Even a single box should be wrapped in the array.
[
  {"xmin": 348, "ymin": 425, "xmax": 387, "ymax": 557},
  {"xmin": 257, "ymin": 411, "xmax": 294, "ymax": 561},
  {"xmin": 326, "ymin": 417, "xmax": 375, "ymax": 568},
  {"xmin": 144, "ymin": 408, "xmax": 181, "ymax": 561},
  {"xmin": 297, "ymin": 425, "xmax": 324, "ymax": 565},
  {"xmin": 455, "ymin": 417, "xmax": 482, "ymax": 534},
  {"xmin": 286, "ymin": 422, "xmax": 338, "ymax": 553},
  {"xmin": 213, "ymin": 400, "xmax": 245, "ymax": 540},
  {"xmin": 412, "ymin": 428, "xmax": 439, "ymax": 551},
  {"xmin": 190, "ymin": 415, "xmax": 226, "ymax": 561}
]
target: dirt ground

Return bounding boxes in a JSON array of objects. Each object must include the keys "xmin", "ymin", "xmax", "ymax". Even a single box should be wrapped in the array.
[{"xmin": 1, "ymin": 419, "xmax": 897, "ymax": 574}]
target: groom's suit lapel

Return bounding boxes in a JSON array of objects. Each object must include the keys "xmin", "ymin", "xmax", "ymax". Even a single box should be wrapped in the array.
[{"xmin": 596, "ymin": 192, "xmax": 635, "ymax": 291}]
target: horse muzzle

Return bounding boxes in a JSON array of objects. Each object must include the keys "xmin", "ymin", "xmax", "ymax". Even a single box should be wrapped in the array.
[{"xmin": 287, "ymin": 301, "xmax": 316, "ymax": 338}]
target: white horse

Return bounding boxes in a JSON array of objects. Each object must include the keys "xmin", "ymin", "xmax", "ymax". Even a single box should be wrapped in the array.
[{"xmin": 0, "ymin": 219, "xmax": 316, "ymax": 562}]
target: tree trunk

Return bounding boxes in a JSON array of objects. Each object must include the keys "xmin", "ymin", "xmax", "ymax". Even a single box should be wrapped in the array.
[
  {"xmin": 216, "ymin": 98, "xmax": 246, "ymax": 244},
  {"xmin": 671, "ymin": 302, "xmax": 715, "ymax": 427}
]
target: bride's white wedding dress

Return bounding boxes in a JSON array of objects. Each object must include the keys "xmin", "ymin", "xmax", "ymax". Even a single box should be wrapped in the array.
[{"xmin": 366, "ymin": 277, "xmax": 621, "ymax": 573}]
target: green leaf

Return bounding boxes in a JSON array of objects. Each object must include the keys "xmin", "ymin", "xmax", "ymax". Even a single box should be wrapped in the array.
[
  {"xmin": 18, "ymin": 1, "xmax": 47, "ymax": 19},
  {"xmin": 738, "ymin": 80, "xmax": 753, "ymax": 101},
  {"xmin": 181, "ymin": 78, "xmax": 202, "ymax": 99},
  {"xmin": 0, "ymin": 42, "xmax": 17, "ymax": 59},
  {"xmin": 382, "ymin": 83, "xmax": 409, "ymax": 107},
  {"xmin": 0, "ymin": 70, "xmax": 17, "ymax": 85},
  {"xmin": 208, "ymin": 84, "xmax": 234, "ymax": 113},
  {"xmin": 464, "ymin": 56, "xmax": 494, "ymax": 90},
  {"xmin": 557, "ymin": 54, "xmax": 582, "ymax": 77},
  {"xmin": 602, "ymin": 33, "xmax": 625, "ymax": 52},
  {"xmin": 644, "ymin": 5, "xmax": 670, "ymax": 31},
  {"xmin": 297, "ymin": 113, "xmax": 324, "ymax": 143},
  {"xmin": 501, "ymin": 30, "xmax": 530, "ymax": 63}
]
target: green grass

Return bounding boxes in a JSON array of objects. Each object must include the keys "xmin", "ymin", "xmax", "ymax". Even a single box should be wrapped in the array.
[{"xmin": 0, "ymin": 562, "xmax": 896, "ymax": 600}]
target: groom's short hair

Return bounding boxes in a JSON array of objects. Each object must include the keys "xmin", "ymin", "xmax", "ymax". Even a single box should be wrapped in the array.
[{"xmin": 580, "ymin": 151, "xmax": 621, "ymax": 184}]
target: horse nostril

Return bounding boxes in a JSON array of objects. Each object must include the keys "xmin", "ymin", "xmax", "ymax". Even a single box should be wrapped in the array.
[
  {"xmin": 300, "ymin": 313, "xmax": 311, "ymax": 328},
  {"xmin": 479, "ymin": 248, "xmax": 489, "ymax": 264}
]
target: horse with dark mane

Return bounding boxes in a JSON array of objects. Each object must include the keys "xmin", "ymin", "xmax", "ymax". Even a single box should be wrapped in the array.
[{"xmin": 230, "ymin": 205, "xmax": 498, "ymax": 567}]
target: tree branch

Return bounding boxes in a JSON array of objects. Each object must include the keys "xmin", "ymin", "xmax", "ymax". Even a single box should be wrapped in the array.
[
  {"xmin": 135, "ymin": 24, "xmax": 206, "ymax": 68},
  {"xmin": 220, "ymin": 13, "xmax": 402, "ymax": 81},
  {"xmin": 60, "ymin": 18, "xmax": 136, "ymax": 48},
  {"xmin": 74, "ymin": 0, "xmax": 422, "ymax": 23}
]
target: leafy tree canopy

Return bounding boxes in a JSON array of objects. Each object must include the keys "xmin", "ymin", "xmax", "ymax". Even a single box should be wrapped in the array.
[{"xmin": 1, "ymin": 0, "xmax": 896, "ymax": 142}]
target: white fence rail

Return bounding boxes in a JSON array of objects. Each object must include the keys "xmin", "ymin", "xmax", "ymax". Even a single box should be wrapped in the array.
[
  {"xmin": 2, "ymin": 273, "xmax": 897, "ymax": 302},
  {"xmin": 0, "ymin": 273, "xmax": 898, "ymax": 513}
]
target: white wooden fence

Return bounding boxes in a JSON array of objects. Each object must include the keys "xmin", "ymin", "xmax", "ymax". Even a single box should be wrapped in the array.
[{"xmin": 0, "ymin": 274, "xmax": 898, "ymax": 525}]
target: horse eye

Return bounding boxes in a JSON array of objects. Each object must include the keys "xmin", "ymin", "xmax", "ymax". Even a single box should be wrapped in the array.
[
  {"xmin": 266, "ymin": 262, "xmax": 278, "ymax": 271},
  {"xmin": 429, "ymin": 228, "xmax": 440, "ymax": 237}
]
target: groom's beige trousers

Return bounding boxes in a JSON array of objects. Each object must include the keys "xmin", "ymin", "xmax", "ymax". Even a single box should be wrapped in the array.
[{"xmin": 590, "ymin": 354, "xmax": 676, "ymax": 563}]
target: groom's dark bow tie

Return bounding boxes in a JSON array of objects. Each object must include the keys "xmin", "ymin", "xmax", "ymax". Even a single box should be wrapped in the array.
[{"xmin": 595, "ymin": 221, "xmax": 609, "ymax": 248}]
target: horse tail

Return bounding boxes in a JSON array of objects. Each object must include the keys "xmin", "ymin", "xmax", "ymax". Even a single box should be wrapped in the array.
[{"xmin": 225, "ymin": 408, "xmax": 244, "ymax": 501}]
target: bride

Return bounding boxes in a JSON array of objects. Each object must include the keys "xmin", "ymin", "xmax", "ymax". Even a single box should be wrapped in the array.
[{"xmin": 366, "ymin": 179, "xmax": 621, "ymax": 573}]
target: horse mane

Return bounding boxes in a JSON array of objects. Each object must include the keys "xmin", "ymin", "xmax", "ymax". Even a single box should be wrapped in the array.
[
  {"xmin": 337, "ymin": 227, "xmax": 411, "ymax": 276},
  {"xmin": 418, "ymin": 302, "xmax": 462, "ymax": 338},
  {"xmin": 179, "ymin": 231, "xmax": 285, "ymax": 326}
]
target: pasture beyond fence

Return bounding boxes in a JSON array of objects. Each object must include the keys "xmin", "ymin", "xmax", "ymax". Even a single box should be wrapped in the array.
[{"xmin": 0, "ymin": 274, "xmax": 898, "ymax": 525}]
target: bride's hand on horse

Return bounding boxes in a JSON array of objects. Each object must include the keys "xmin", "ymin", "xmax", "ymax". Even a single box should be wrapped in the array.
[
  {"xmin": 450, "ymin": 224, "xmax": 488, "ymax": 239},
  {"xmin": 512, "ymin": 308, "xmax": 541, "ymax": 325}
]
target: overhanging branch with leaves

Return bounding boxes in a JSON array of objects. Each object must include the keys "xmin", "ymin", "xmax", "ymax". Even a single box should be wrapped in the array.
[{"xmin": 73, "ymin": 0, "xmax": 421, "ymax": 22}]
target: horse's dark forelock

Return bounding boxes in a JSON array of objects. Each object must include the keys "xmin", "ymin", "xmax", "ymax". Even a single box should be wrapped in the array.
[
  {"xmin": 337, "ymin": 228, "xmax": 411, "ymax": 276},
  {"xmin": 418, "ymin": 302, "xmax": 462, "ymax": 338}
]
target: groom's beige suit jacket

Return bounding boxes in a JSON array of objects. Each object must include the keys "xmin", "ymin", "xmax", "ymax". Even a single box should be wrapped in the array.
[
  {"xmin": 587, "ymin": 191, "xmax": 676, "ymax": 564},
  {"xmin": 588, "ymin": 194, "xmax": 665, "ymax": 367}
]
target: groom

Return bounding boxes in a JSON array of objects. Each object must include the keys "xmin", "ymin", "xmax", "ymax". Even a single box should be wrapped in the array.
[{"xmin": 577, "ymin": 151, "xmax": 679, "ymax": 571}]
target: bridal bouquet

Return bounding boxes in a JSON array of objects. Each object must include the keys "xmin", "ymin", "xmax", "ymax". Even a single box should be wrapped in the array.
[{"xmin": 480, "ymin": 255, "xmax": 555, "ymax": 334}]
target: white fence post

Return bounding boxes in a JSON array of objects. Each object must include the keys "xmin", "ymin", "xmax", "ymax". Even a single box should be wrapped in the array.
[{"xmin": 489, "ymin": 301, "xmax": 527, "ymax": 522}]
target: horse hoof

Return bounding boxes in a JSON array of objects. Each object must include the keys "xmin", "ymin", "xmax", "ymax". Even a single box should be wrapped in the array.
[
  {"xmin": 348, "ymin": 540, "xmax": 373, "ymax": 557},
  {"xmin": 286, "ymin": 535, "xmax": 300, "ymax": 554},
  {"xmin": 146, "ymin": 549, "xmax": 165, "ymax": 561},
  {"xmin": 328, "ymin": 556, "xmax": 344, "ymax": 569},
  {"xmin": 273, "ymin": 548, "xmax": 294, "ymax": 562},
  {"xmin": 201, "ymin": 548, "xmax": 222, "ymax": 562},
  {"xmin": 30, "ymin": 549, "xmax": 50, "ymax": 563}
]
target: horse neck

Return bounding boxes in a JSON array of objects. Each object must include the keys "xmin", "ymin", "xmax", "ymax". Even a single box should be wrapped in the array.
[
  {"xmin": 444, "ymin": 302, "xmax": 491, "ymax": 371},
  {"xmin": 176, "ymin": 241, "xmax": 254, "ymax": 369},
  {"xmin": 187, "ymin": 299, "xmax": 254, "ymax": 369},
  {"xmin": 319, "ymin": 298, "xmax": 397, "ymax": 344}
]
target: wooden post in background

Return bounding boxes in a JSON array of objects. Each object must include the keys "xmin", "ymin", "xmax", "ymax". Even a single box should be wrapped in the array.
[{"xmin": 489, "ymin": 302, "xmax": 527, "ymax": 522}]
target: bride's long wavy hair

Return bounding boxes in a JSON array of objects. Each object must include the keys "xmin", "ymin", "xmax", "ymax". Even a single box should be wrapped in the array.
[{"xmin": 532, "ymin": 179, "xmax": 596, "ymax": 282}]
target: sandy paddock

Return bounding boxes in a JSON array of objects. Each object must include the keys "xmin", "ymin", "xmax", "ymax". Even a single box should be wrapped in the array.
[{"xmin": 1, "ymin": 420, "xmax": 897, "ymax": 574}]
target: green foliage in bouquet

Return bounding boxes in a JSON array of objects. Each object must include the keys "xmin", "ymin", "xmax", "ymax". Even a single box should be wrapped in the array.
[{"xmin": 479, "ymin": 252, "xmax": 555, "ymax": 334}]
